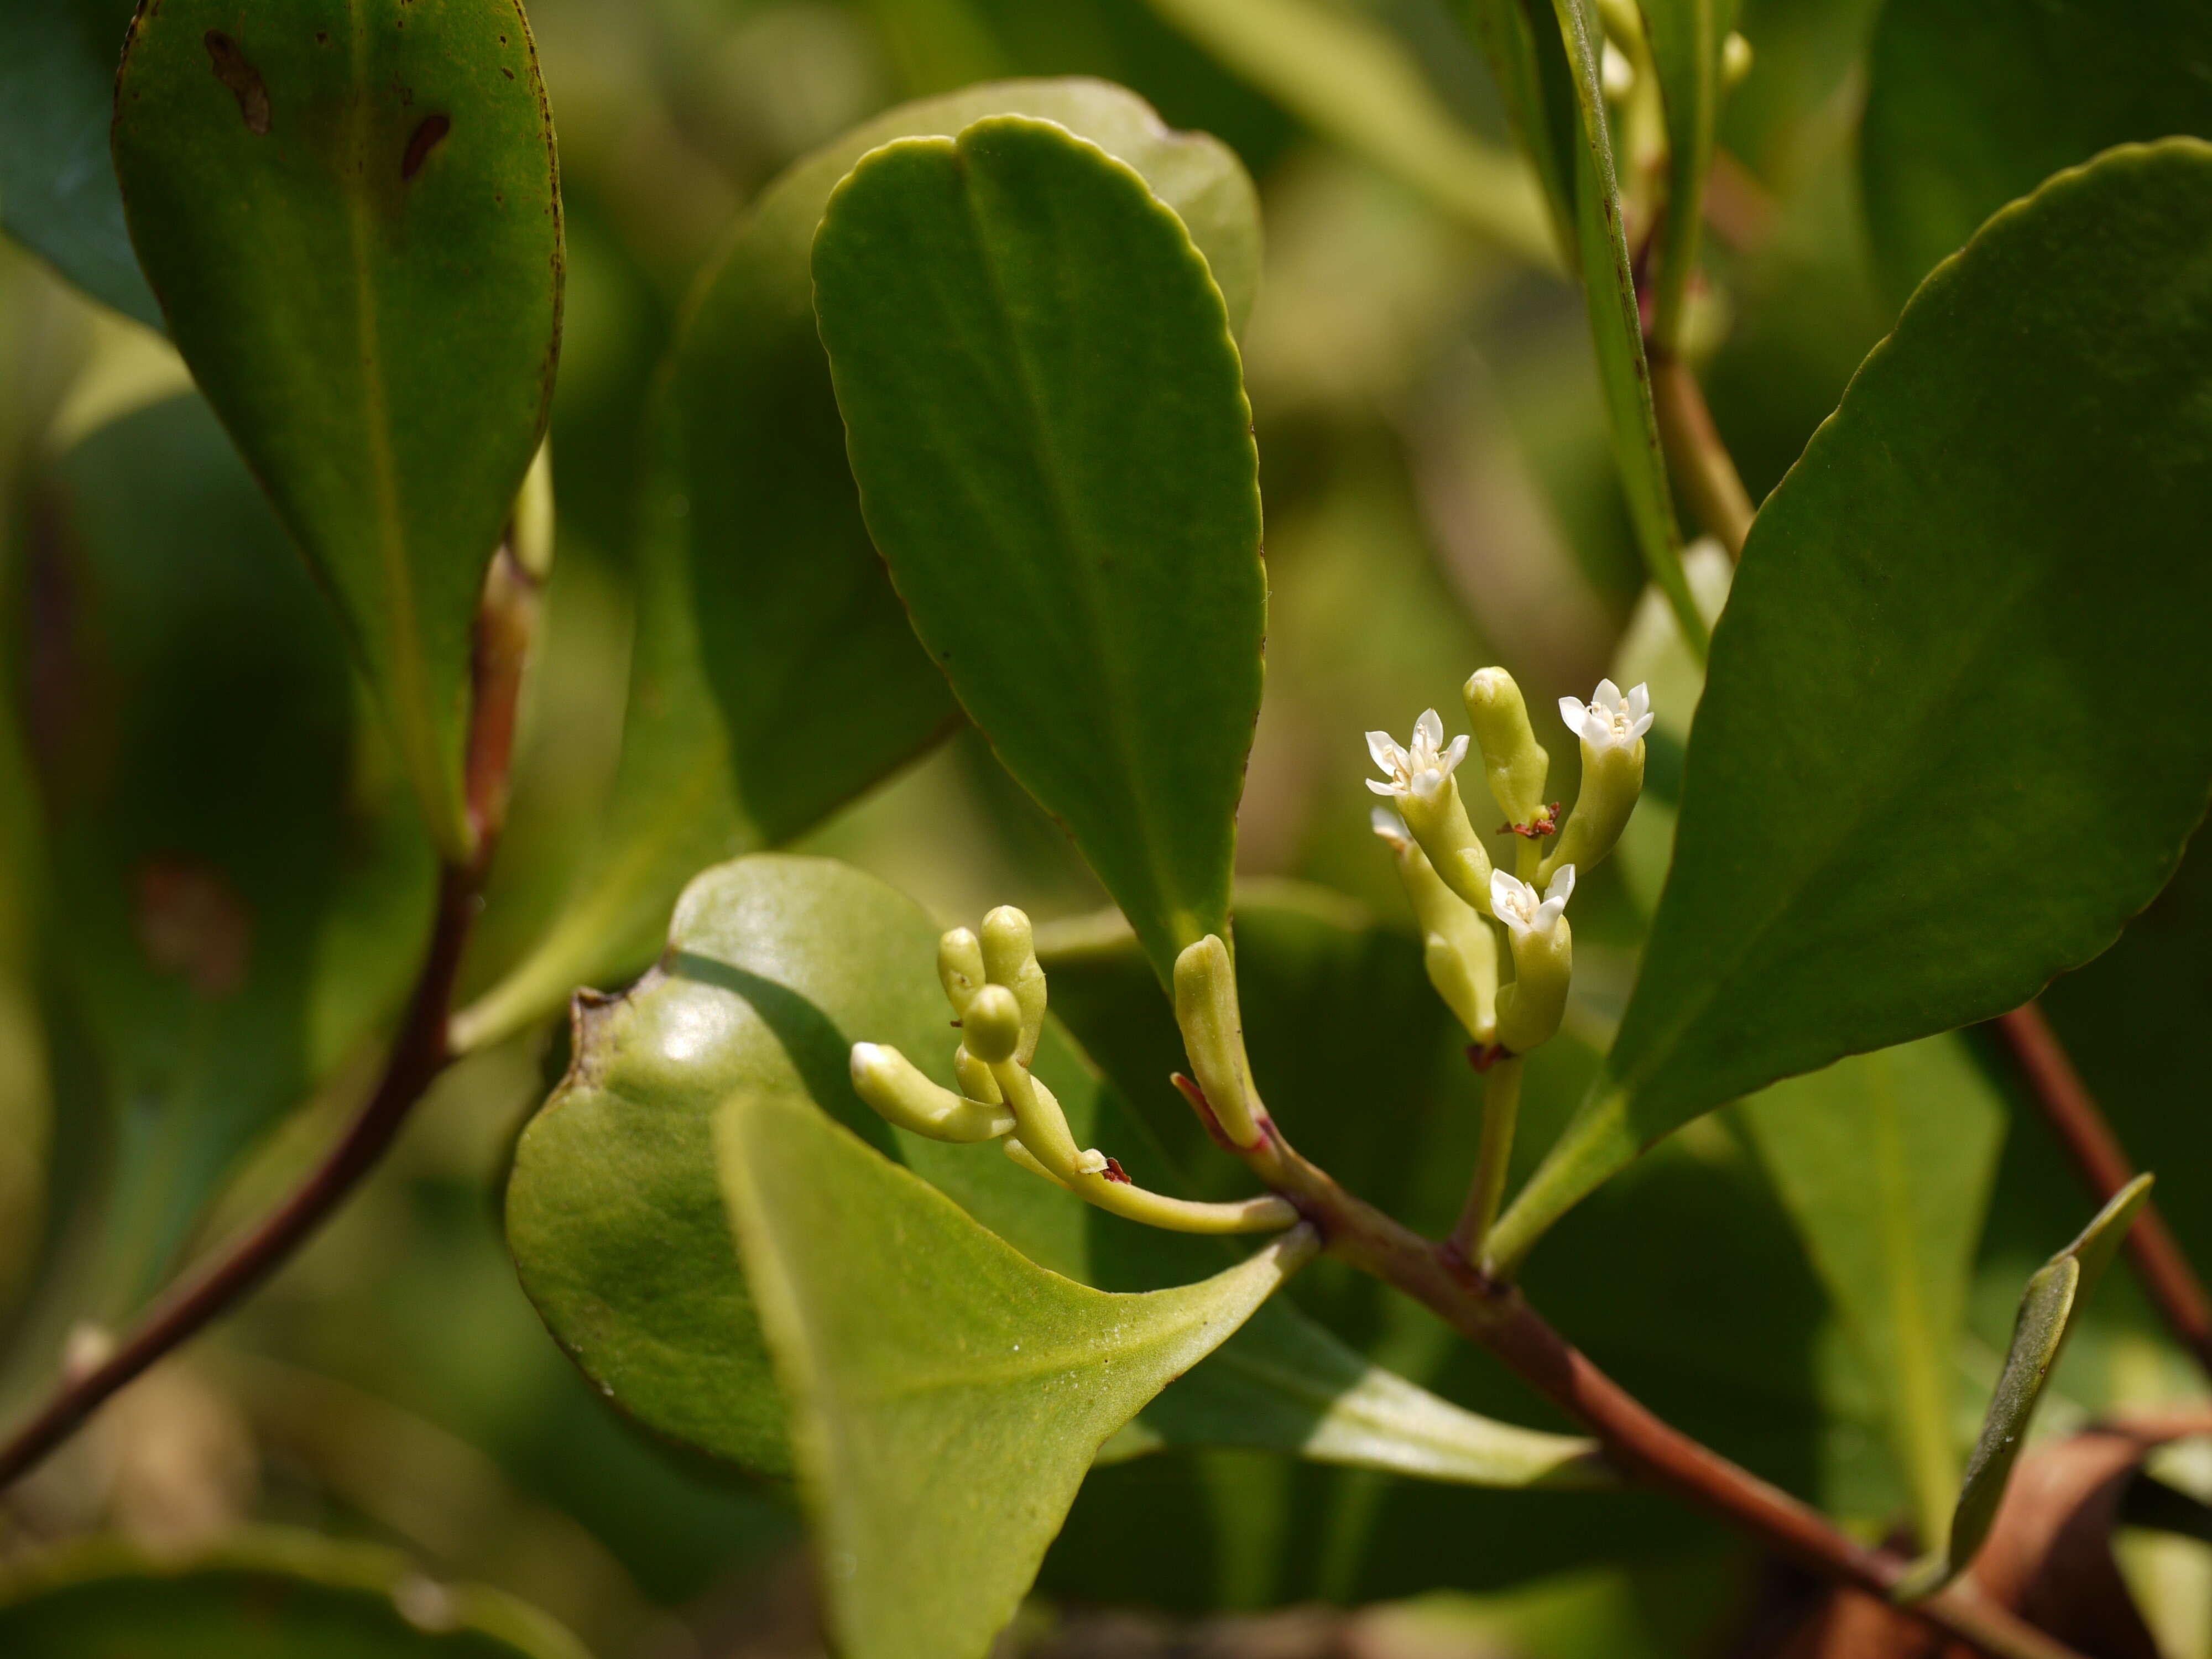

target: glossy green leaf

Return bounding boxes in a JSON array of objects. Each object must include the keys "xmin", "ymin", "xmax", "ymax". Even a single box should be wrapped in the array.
[
  {"xmin": 1147, "ymin": 0, "xmax": 1556, "ymax": 264},
  {"xmin": 1635, "ymin": 0, "xmax": 1738, "ymax": 348},
  {"xmin": 1490, "ymin": 141, "xmax": 2212, "ymax": 1272},
  {"xmin": 112, "ymin": 0, "xmax": 562, "ymax": 858},
  {"xmin": 813, "ymin": 115, "xmax": 1263, "ymax": 984},
  {"xmin": 0, "ymin": 1532, "xmax": 590, "ymax": 1658},
  {"xmin": 451, "ymin": 79, "xmax": 1261, "ymax": 1050},
  {"xmin": 0, "ymin": 0, "xmax": 160, "ymax": 325},
  {"xmin": 20, "ymin": 392, "xmax": 435, "ymax": 1313},
  {"xmin": 718, "ymin": 1085, "xmax": 1308, "ymax": 1659},
  {"xmin": 1899, "ymin": 1176, "xmax": 2152, "ymax": 1599},
  {"xmin": 504, "ymin": 854, "xmax": 1591, "ymax": 1489},
  {"xmin": 1736, "ymin": 1037, "xmax": 2004, "ymax": 1550},
  {"xmin": 1861, "ymin": 0, "xmax": 2212, "ymax": 307},
  {"xmin": 1542, "ymin": 0, "xmax": 1703, "ymax": 651}
]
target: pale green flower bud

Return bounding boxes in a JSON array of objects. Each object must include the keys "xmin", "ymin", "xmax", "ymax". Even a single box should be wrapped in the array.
[
  {"xmin": 980, "ymin": 905, "xmax": 1047, "ymax": 1065},
  {"xmin": 1172, "ymin": 935, "xmax": 1263, "ymax": 1148},
  {"xmin": 850, "ymin": 1042, "xmax": 1014, "ymax": 1142},
  {"xmin": 953, "ymin": 1045, "xmax": 1001, "ymax": 1104},
  {"xmin": 963, "ymin": 983, "xmax": 1024, "ymax": 1065},
  {"xmin": 1374, "ymin": 808, "xmax": 1496, "ymax": 1045},
  {"xmin": 1490, "ymin": 867, "xmax": 1575, "ymax": 1053},
  {"xmin": 1721, "ymin": 30, "xmax": 1752, "ymax": 88},
  {"xmin": 937, "ymin": 927, "xmax": 984, "ymax": 1016},
  {"xmin": 1462, "ymin": 667, "xmax": 1552, "ymax": 833},
  {"xmin": 1541, "ymin": 680, "xmax": 1652, "ymax": 883}
]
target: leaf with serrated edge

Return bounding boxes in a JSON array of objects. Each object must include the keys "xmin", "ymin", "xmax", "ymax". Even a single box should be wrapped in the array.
[
  {"xmin": 719, "ymin": 1087, "xmax": 1310, "ymax": 1659},
  {"xmin": 1896, "ymin": 1175, "xmax": 2151, "ymax": 1599},
  {"xmin": 451, "ymin": 79, "xmax": 1261, "ymax": 1050},
  {"xmin": 112, "ymin": 0, "xmax": 562, "ymax": 858},
  {"xmin": 1490, "ymin": 142, "xmax": 2212, "ymax": 1273},
  {"xmin": 813, "ymin": 116, "xmax": 1262, "ymax": 985}
]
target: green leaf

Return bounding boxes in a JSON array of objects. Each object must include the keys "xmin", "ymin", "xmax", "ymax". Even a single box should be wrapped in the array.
[
  {"xmin": 717, "ymin": 1085, "xmax": 1309, "ymax": 1659},
  {"xmin": 1736, "ymin": 1037, "xmax": 2004, "ymax": 1551},
  {"xmin": 1861, "ymin": 0, "xmax": 2212, "ymax": 308},
  {"xmin": 20, "ymin": 392, "xmax": 435, "ymax": 1312},
  {"xmin": 1635, "ymin": 0, "xmax": 1739, "ymax": 349},
  {"xmin": 1489, "ymin": 140, "xmax": 2212, "ymax": 1272},
  {"xmin": 1898, "ymin": 1175, "xmax": 2152, "ymax": 1599},
  {"xmin": 1462, "ymin": 0, "xmax": 1582, "ymax": 260},
  {"xmin": 0, "ymin": 0, "xmax": 160, "ymax": 325},
  {"xmin": 450, "ymin": 79, "xmax": 1261, "ymax": 1050},
  {"xmin": 111, "ymin": 0, "xmax": 562, "ymax": 859},
  {"xmin": 0, "ymin": 1531, "xmax": 590, "ymax": 1657},
  {"xmin": 1541, "ymin": 0, "xmax": 1703, "ymax": 652},
  {"xmin": 504, "ymin": 853, "xmax": 1592, "ymax": 1488},
  {"xmin": 812, "ymin": 115, "xmax": 1264, "ymax": 984},
  {"xmin": 1145, "ymin": 0, "xmax": 1557, "ymax": 264}
]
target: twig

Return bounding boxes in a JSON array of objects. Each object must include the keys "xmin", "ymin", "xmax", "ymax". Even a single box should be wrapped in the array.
[
  {"xmin": 1994, "ymin": 1004, "xmax": 2212, "ymax": 1384},
  {"xmin": 1224, "ymin": 1111, "xmax": 2091, "ymax": 1659},
  {"xmin": 1649, "ymin": 350, "xmax": 1755, "ymax": 557},
  {"xmin": 1448, "ymin": 1055, "xmax": 1521, "ymax": 1260},
  {"xmin": 0, "ymin": 541, "xmax": 539, "ymax": 1491}
]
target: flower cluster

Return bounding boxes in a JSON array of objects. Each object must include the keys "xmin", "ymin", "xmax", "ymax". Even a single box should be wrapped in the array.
[
  {"xmin": 1367, "ymin": 668, "xmax": 1653, "ymax": 1060},
  {"xmin": 849, "ymin": 906, "xmax": 1296, "ymax": 1235}
]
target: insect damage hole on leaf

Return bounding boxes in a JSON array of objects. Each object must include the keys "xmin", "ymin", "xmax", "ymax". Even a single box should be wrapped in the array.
[{"xmin": 201, "ymin": 32, "xmax": 270, "ymax": 135}]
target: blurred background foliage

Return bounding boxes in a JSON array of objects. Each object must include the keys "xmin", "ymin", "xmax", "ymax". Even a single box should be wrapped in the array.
[{"xmin": 0, "ymin": 0, "xmax": 2207, "ymax": 1653}]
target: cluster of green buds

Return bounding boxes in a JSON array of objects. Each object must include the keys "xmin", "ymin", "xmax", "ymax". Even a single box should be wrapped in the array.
[
  {"xmin": 849, "ymin": 906, "xmax": 1297, "ymax": 1234},
  {"xmin": 1366, "ymin": 670, "xmax": 1653, "ymax": 1063}
]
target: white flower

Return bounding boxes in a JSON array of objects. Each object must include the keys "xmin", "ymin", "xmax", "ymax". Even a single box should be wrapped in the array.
[
  {"xmin": 1365, "ymin": 709, "xmax": 1468, "ymax": 804},
  {"xmin": 1558, "ymin": 679, "xmax": 1653, "ymax": 752},
  {"xmin": 1490, "ymin": 865, "xmax": 1575, "ymax": 938},
  {"xmin": 1369, "ymin": 806, "xmax": 1413, "ymax": 849}
]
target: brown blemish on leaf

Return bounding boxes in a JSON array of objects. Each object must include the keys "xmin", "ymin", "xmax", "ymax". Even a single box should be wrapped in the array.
[
  {"xmin": 401, "ymin": 113, "xmax": 450, "ymax": 182},
  {"xmin": 202, "ymin": 32, "xmax": 270, "ymax": 135},
  {"xmin": 134, "ymin": 857, "xmax": 253, "ymax": 999}
]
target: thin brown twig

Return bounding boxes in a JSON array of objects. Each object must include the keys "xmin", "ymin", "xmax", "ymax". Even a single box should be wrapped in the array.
[
  {"xmin": 1649, "ymin": 350, "xmax": 1756, "ymax": 557},
  {"xmin": 1994, "ymin": 1003, "xmax": 2212, "ymax": 1384},
  {"xmin": 0, "ymin": 539, "xmax": 539, "ymax": 1492},
  {"xmin": 1222, "ymin": 1109, "xmax": 2090, "ymax": 1659}
]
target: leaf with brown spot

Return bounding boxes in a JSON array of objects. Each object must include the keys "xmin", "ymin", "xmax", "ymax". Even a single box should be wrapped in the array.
[{"xmin": 113, "ymin": 0, "xmax": 562, "ymax": 860}]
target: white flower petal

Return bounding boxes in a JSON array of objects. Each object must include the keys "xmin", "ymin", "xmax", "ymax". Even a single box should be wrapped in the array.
[
  {"xmin": 1535, "ymin": 896, "xmax": 1565, "ymax": 929},
  {"xmin": 1365, "ymin": 778, "xmax": 1399, "ymax": 797},
  {"xmin": 1545, "ymin": 865, "xmax": 1577, "ymax": 906},
  {"xmin": 1490, "ymin": 869, "xmax": 1525, "ymax": 921},
  {"xmin": 1416, "ymin": 708, "xmax": 1444, "ymax": 750},
  {"xmin": 1625, "ymin": 683, "xmax": 1651, "ymax": 722},
  {"xmin": 1628, "ymin": 712, "xmax": 1655, "ymax": 743},
  {"xmin": 1441, "ymin": 734, "xmax": 1469, "ymax": 774},
  {"xmin": 1594, "ymin": 677, "xmax": 1622, "ymax": 710},
  {"xmin": 1366, "ymin": 731, "xmax": 1400, "ymax": 771},
  {"xmin": 1370, "ymin": 806, "xmax": 1410, "ymax": 844},
  {"xmin": 1410, "ymin": 768, "xmax": 1447, "ymax": 803},
  {"xmin": 1558, "ymin": 696, "xmax": 1588, "ymax": 734}
]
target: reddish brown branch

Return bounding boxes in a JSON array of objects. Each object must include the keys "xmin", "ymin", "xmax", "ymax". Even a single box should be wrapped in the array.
[
  {"xmin": 1650, "ymin": 351, "xmax": 1756, "ymax": 558},
  {"xmin": 0, "ymin": 538, "xmax": 539, "ymax": 1491},
  {"xmin": 1995, "ymin": 1004, "xmax": 2212, "ymax": 1382},
  {"xmin": 1230, "ymin": 1117, "xmax": 2088, "ymax": 1659}
]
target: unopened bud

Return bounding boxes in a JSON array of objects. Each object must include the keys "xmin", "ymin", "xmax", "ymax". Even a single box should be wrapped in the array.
[
  {"xmin": 938, "ymin": 927, "xmax": 984, "ymax": 1016},
  {"xmin": 980, "ymin": 905, "xmax": 1047, "ymax": 1064},
  {"xmin": 1172, "ymin": 935, "xmax": 1262, "ymax": 1147},
  {"xmin": 1400, "ymin": 774, "xmax": 1495, "ymax": 916},
  {"xmin": 1375, "ymin": 808, "xmax": 1496, "ymax": 1043},
  {"xmin": 851, "ymin": 1042, "xmax": 1014, "ymax": 1142},
  {"xmin": 954, "ymin": 1045, "xmax": 1000, "ymax": 1104},
  {"xmin": 1463, "ymin": 667, "xmax": 1551, "ymax": 833},
  {"xmin": 963, "ymin": 984, "xmax": 1024, "ymax": 1064},
  {"xmin": 1721, "ymin": 30, "xmax": 1752, "ymax": 89},
  {"xmin": 510, "ymin": 439, "xmax": 556, "ymax": 581}
]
